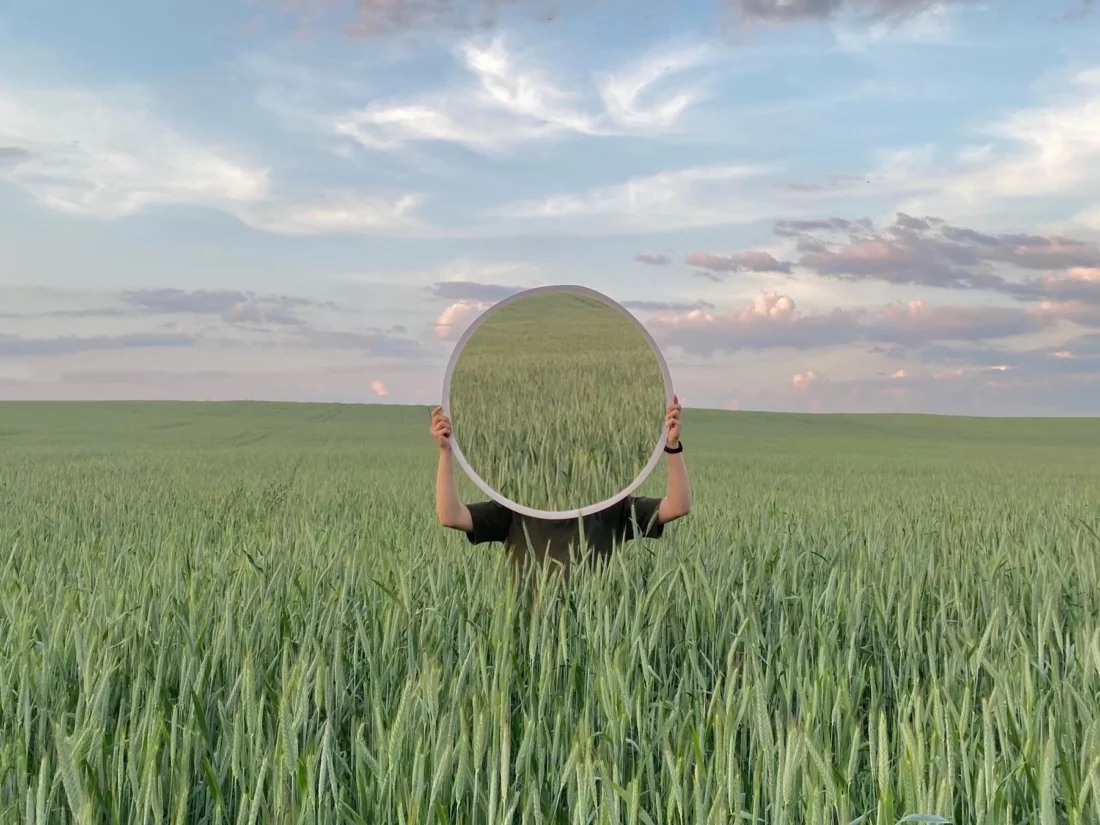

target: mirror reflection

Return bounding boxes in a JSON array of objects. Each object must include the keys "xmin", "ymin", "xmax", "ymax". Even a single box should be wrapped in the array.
[{"xmin": 446, "ymin": 287, "xmax": 668, "ymax": 515}]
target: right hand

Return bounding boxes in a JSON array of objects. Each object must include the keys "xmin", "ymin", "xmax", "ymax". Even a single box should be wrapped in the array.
[{"xmin": 429, "ymin": 405, "xmax": 452, "ymax": 450}]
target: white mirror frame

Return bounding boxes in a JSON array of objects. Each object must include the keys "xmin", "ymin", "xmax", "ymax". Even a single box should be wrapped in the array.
[{"xmin": 441, "ymin": 284, "xmax": 674, "ymax": 521}]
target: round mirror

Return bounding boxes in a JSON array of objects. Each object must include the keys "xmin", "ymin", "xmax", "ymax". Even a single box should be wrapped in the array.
[{"xmin": 442, "ymin": 285, "xmax": 672, "ymax": 520}]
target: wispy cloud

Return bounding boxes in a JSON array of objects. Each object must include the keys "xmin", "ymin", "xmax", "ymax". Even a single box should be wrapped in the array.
[
  {"xmin": 3, "ymin": 288, "xmax": 339, "ymax": 328},
  {"xmin": 596, "ymin": 43, "xmax": 717, "ymax": 132},
  {"xmin": 331, "ymin": 38, "xmax": 597, "ymax": 153},
  {"xmin": 0, "ymin": 78, "xmax": 426, "ymax": 236},
  {"xmin": 240, "ymin": 192, "xmax": 428, "ymax": 235},
  {"xmin": 0, "ymin": 332, "xmax": 197, "ymax": 356},
  {"xmin": 686, "ymin": 250, "xmax": 793, "ymax": 275},
  {"xmin": 829, "ymin": 3, "xmax": 962, "ymax": 52},
  {"xmin": 0, "ymin": 82, "xmax": 269, "ymax": 219},
  {"xmin": 429, "ymin": 281, "xmax": 524, "ymax": 301},
  {"xmin": 896, "ymin": 67, "xmax": 1100, "ymax": 218},
  {"xmin": 635, "ymin": 252, "xmax": 672, "ymax": 266},
  {"xmin": 483, "ymin": 141, "xmax": 956, "ymax": 237},
  {"xmin": 310, "ymin": 36, "xmax": 720, "ymax": 157},
  {"xmin": 488, "ymin": 163, "xmax": 773, "ymax": 235}
]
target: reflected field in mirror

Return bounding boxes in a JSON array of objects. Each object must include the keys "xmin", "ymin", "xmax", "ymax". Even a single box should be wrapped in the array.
[{"xmin": 447, "ymin": 287, "xmax": 668, "ymax": 515}]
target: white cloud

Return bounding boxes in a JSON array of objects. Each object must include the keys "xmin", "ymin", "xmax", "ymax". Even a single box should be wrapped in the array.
[
  {"xmin": 433, "ymin": 299, "xmax": 491, "ymax": 339},
  {"xmin": 0, "ymin": 82, "xmax": 270, "ymax": 218},
  {"xmin": 1075, "ymin": 204, "xmax": 1100, "ymax": 231},
  {"xmin": 487, "ymin": 164, "xmax": 775, "ymax": 234},
  {"xmin": 331, "ymin": 37, "xmax": 601, "ymax": 153},
  {"xmin": 0, "ymin": 78, "xmax": 429, "ymax": 237},
  {"xmin": 326, "ymin": 36, "xmax": 717, "ymax": 155},
  {"xmin": 897, "ymin": 66, "xmax": 1100, "ymax": 219},
  {"xmin": 596, "ymin": 42, "xmax": 716, "ymax": 131},
  {"xmin": 792, "ymin": 369, "xmax": 821, "ymax": 390},
  {"xmin": 239, "ymin": 192, "xmax": 426, "ymax": 235},
  {"xmin": 481, "ymin": 141, "xmax": 956, "ymax": 237},
  {"xmin": 830, "ymin": 4, "xmax": 960, "ymax": 52},
  {"xmin": 487, "ymin": 62, "xmax": 1100, "ymax": 239}
]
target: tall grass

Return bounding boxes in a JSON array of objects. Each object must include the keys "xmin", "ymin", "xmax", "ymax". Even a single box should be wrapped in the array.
[
  {"xmin": 448, "ymin": 292, "xmax": 667, "ymax": 513},
  {"xmin": 1, "ymin": 402, "xmax": 1099, "ymax": 824}
]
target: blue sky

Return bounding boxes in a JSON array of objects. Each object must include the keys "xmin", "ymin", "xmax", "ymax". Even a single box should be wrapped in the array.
[{"xmin": 2, "ymin": 0, "xmax": 1100, "ymax": 414}]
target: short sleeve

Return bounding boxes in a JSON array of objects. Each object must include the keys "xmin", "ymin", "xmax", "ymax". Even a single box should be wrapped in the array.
[
  {"xmin": 465, "ymin": 500, "xmax": 513, "ymax": 545},
  {"xmin": 621, "ymin": 496, "xmax": 665, "ymax": 540}
]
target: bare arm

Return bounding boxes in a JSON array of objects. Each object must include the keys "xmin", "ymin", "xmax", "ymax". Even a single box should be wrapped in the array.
[
  {"xmin": 436, "ymin": 448, "xmax": 473, "ymax": 531},
  {"xmin": 430, "ymin": 406, "xmax": 473, "ymax": 531},
  {"xmin": 659, "ymin": 450, "xmax": 691, "ymax": 523},
  {"xmin": 658, "ymin": 395, "xmax": 692, "ymax": 524}
]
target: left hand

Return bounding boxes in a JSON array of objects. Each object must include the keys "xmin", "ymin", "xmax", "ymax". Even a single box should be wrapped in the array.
[{"xmin": 665, "ymin": 394, "xmax": 682, "ymax": 448}]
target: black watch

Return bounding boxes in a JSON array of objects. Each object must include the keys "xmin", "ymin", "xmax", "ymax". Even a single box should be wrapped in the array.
[{"xmin": 664, "ymin": 441, "xmax": 683, "ymax": 454}]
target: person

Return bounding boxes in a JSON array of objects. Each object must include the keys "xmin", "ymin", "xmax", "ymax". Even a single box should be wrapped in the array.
[{"xmin": 429, "ymin": 397, "xmax": 691, "ymax": 574}]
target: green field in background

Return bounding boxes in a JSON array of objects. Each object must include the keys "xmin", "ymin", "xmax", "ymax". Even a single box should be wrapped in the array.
[{"xmin": 2, "ymin": 401, "xmax": 1100, "ymax": 824}]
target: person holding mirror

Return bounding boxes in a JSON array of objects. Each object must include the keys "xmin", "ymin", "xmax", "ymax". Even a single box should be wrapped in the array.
[{"xmin": 429, "ymin": 397, "xmax": 691, "ymax": 572}]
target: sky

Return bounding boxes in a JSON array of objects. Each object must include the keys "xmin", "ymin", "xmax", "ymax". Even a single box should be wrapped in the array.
[{"xmin": 2, "ymin": 0, "xmax": 1100, "ymax": 415}]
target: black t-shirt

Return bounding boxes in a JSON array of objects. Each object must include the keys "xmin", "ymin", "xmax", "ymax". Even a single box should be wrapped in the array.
[{"xmin": 465, "ymin": 495, "xmax": 664, "ymax": 569}]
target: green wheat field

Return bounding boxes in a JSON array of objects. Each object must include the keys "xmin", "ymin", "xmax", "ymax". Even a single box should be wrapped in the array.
[
  {"xmin": 448, "ymin": 291, "xmax": 667, "ymax": 513},
  {"xmin": 2, "ymin": 401, "xmax": 1100, "ymax": 825}
]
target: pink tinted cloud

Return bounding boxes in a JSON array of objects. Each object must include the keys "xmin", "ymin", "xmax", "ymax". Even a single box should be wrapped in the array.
[
  {"xmin": 371, "ymin": 379, "xmax": 389, "ymax": 396},
  {"xmin": 651, "ymin": 291, "xmax": 803, "ymax": 329},
  {"xmin": 782, "ymin": 213, "xmax": 1100, "ymax": 296},
  {"xmin": 792, "ymin": 369, "xmax": 820, "ymax": 390},
  {"xmin": 648, "ymin": 289, "xmax": 1051, "ymax": 357},
  {"xmin": 433, "ymin": 299, "xmax": 491, "ymax": 339},
  {"xmin": 686, "ymin": 250, "xmax": 792, "ymax": 274},
  {"xmin": 1035, "ymin": 300, "xmax": 1100, "ymax": 327}
]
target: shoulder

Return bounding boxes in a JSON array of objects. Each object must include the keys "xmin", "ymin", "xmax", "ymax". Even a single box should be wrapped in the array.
[
  {"xmin": 467, "ymin": 499, "xmax": 513, "ymax": 522},
  {"xmin": 606, "ymin": 494, "xmax": 655, "ymax": 517},
  {"xmin": 474, "ymin": 499, "xmax": 510, "ymax": 513}
]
